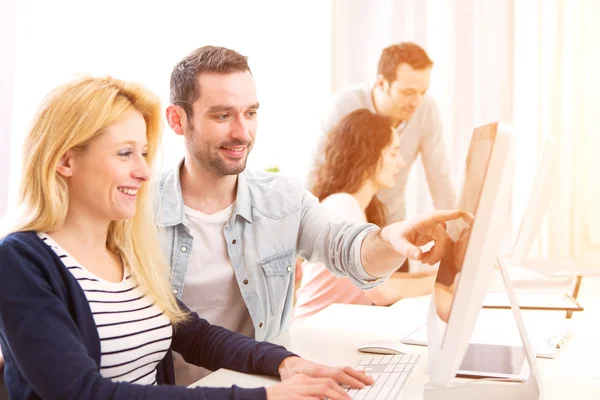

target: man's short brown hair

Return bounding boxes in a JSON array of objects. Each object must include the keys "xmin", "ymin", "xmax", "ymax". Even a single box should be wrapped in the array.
[
  {"xmin": 377, "ymin": 42, "xmax": 433, "ymax": 83},
  {"xmin": 170, "ymin": 46, "xmax": 251, "ymax": 120}
]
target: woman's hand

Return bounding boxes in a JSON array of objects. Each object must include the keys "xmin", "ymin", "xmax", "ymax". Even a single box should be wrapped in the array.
[
  {"xmin": 278, "ymin": 356, "xmax": 373, "ymax": 388},
  {"xmin": 268, "ymin": 356, "xmax": 373, "ymax": 399},
  {"xmin": 266, "ymin": 374, "xmax": 353, "ymax": 400}
]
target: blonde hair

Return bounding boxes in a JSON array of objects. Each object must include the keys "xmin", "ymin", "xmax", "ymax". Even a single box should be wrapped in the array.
[{"xmin": 13, "ymin": 75, "xmax": 187, "ymax": 325}]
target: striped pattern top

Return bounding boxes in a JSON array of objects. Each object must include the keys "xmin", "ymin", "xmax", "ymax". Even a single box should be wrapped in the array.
[{"xmin": 38, "ymin": 233, "xmax": 173, "ymax": 386}]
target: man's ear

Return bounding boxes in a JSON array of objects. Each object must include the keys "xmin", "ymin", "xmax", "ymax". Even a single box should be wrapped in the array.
[
  {"xmin": 56, "ymin": 150, "xmax": 75, "ymax": 177},
  {"xmin": 166, "ymin": 105, "xmax": 187, "ymax": 136},
  {"xmin": 375, "ymin": 74, "xmax": 390, "ymax": 93}
]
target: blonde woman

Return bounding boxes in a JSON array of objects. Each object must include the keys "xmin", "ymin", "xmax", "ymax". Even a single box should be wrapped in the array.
[{"xmin": 0, "ymin": 76, "xmax": 373, "ymax": 399}]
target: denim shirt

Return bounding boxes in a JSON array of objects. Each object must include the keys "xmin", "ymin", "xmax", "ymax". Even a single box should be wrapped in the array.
[{"xmin": 154, "ymin": 160, "xmax": 382, "ymax": 341}]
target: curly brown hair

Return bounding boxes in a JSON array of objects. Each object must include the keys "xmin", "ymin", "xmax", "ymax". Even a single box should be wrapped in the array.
[{"xmin": 311, "ymin": 109, "xmax": 394, "ymax": 227}]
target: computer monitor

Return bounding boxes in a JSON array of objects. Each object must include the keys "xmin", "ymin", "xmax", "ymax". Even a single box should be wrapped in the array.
[
  {"xmin": 509, "ymin": 133, "xmax": 598, "ymax": 285},
  {"xmin": 426, "ymin": 122, "xmax": 519, "ymax": 387},
  {"xmin": 510, "ymin": 136, "xmax": 557, "ymax": 266}
]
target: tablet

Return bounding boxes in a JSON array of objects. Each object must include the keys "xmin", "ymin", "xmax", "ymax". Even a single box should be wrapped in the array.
[{"xmin": 455, "ymin": 343, "xmax": 528, "ymax": 380}]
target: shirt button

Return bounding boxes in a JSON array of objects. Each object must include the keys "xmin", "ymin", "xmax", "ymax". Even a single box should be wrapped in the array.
[
  {"xmin": 173, "ymin": 289, "xmax": 178, "ymax": 295},
  {"xmin": 232, "ymin": 239, "xmax": 237, "ymax": 244},
  {"xmin": 259, "ymin": 322, "xmax": 263, "ymax": 328},
  {"xmin": 287, "ymin": 265, "xmax": 292, "ymax": 272},
  {"xmin": 181, "ymin": 246, "xmax": 187, "ymax": 253},
  {"xmin": 243, "ymin": 279, "xmax": 249, "ymax": 285}
]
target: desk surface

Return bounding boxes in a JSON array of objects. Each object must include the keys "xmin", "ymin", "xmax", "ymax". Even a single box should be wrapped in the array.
[{"xmin": 192, "ymin": 275, "xmax": 600, "ymax": 399}]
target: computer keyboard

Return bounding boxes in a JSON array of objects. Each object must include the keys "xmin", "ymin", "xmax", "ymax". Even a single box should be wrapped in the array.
[{"xmin": 343, "ymin": 353, "xmax": 420, "ymax": 399}]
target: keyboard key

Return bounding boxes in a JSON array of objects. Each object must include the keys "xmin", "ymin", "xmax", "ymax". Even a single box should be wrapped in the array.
[
  {"xmin": 388, "ymin": 372, "xmax": 408, "ymax": 397},
  {"xmin": 375, "ymin": 372, "xmax": 400, "ymax": 400},
  {"xmin": 393, "ymin": 364, "xmax": 405, "ymax": 373},
  {"xmin": 381, "ymin": 355, "xmax": 393, "ymax": 364},
  {"xmin": 365, "ymin": 374, "xmax": 388, "ymax": 400},
  {"xmin": 351, "ymin": 353, "xmax": 418, "ymax": 399},
  {"xmin": 384, "ymin": 364, "xmax": 395, "ymax": 373},
  {"xmin": 359, "ymin": 357, "xmax": 373, "ymax": 365},
  {"xmin": 353, "ymin": 388, "xmax": 369, "ymax": 400},
  {"xmin": 390, "ymin": 354, "xmax": 403, "ymax": 364},
  {"xmin": 370, "ymin": 355, "xmax": 384, "ymax": 365},
  {"xmin": 355, "ymin": 375, "xmax": 380, "ymax": 399}
]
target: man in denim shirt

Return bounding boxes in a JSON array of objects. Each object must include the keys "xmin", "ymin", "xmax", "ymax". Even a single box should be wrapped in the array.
[{"xmin": 155, "ymin": 46, "xmax": 463, "ymax": 385}]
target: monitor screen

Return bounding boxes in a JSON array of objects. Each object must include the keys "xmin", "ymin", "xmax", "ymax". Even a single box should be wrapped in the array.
[{"xmin": 433, "ymin": 123, "xmax": 498, "ymax": 325}]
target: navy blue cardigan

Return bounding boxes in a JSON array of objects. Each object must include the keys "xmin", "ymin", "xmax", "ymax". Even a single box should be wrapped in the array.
[{"xmin": 0, "ymin": 232, "xmax": 296, "ymax": 399}]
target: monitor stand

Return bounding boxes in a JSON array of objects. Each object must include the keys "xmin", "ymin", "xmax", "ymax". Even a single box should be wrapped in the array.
[{"xmin": 424, "ymin": 256, "xmax": 543, "ymax": 400}]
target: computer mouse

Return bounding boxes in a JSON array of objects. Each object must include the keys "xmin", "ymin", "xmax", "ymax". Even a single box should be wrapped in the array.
[{"xmin": 356, "ymin": 340, "xmax": 413, "ymax": 355}]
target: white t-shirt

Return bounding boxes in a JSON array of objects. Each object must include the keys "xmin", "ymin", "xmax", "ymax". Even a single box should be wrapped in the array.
[
  {"xmin": 173, "ymin": 203, "xmax": 254, "ymax": 386},
  {"xmin": 320, "ymin": 83, "xmax": 456, "ymax": 223}
]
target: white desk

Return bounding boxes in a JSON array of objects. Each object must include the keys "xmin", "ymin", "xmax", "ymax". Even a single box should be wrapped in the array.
[{"xmin": 192, "ymin": 277, "xmax": 600, "ymax": 399}]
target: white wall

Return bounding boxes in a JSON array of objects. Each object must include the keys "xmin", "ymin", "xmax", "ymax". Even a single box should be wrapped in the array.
[
  {"xmin": 0, "ymin": 0, "xmax": 16, "ymax": 217},
  {"xmin": 8, "ymin": 0, "xmax": 332, "ymax": 211}
]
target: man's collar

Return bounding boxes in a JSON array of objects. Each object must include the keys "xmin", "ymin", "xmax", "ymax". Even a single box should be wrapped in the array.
[
  {"xmin": 233, "ymin": 171, "xmax": 253, "ymax": 223},
  {"xmin": 155, "ymin": 158, "xmax": 186, "ymax": 227},
  {"xmin": 156, "ymin": 159, "xmax": 253, "ymax": 226}
]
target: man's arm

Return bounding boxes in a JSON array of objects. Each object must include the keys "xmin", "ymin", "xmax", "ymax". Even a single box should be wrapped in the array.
[
  {"xmin": 359, "ymin": 210, "xmax": 460, "ymax": 277},
  {"xmin": 297, "ymin": 190, "xmax": 463, "ymax": 283},
  {"xmin": 296, "ymin": 191, "xmax": 382, "ymax": 288},
  {"xmin": 419, "ymin": 98, "xmax": 457, "ymax": 210}
]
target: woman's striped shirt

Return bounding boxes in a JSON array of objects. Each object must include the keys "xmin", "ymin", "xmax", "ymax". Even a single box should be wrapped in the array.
[{"xmin": 38, "ymin": 232, "xmax": 173, "ymax": 386}]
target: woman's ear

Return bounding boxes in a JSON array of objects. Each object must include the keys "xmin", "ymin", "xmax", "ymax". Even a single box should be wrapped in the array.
[{"xmin": 56, "ymin": 150, "xmax": 75, "ymax": 177}]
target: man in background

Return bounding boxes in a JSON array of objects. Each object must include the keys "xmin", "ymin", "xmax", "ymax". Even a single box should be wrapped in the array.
[{"xmin": 320, "ymin": 42, "xmax": 456, "ymax": 225}]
